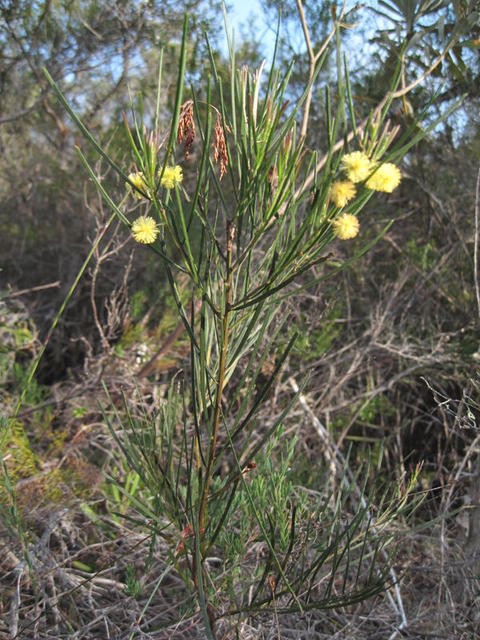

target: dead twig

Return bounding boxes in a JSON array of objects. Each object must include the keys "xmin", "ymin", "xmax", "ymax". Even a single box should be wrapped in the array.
[
  {"xmin": 296, "ymin": 0, "xmax": 346, "ymax": 139},
  {"xmin": 1, "ymin": 282, "xmax": 61, "ymax": 299}
]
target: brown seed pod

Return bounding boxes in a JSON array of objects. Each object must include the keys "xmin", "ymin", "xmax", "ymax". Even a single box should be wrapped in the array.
[
  {"xmin": 213, "ymin": 112, "xmax": 229, "ymax": 181},
  {"xmin": 177, "ymin": 100, "xmax": 195, "ymax": 160}
]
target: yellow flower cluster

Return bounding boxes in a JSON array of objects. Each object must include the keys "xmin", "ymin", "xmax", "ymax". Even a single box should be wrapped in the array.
[
  {"xmin": 126, "ymin": 165, "xmax": 183, "ymax": 199},
  {"xmin": 131, "ymin": 215, "xmax": 160, "ymax": 244},
  {"xmin": 127, "ymin": 172, "xmax": 149, "ymax": 200},
  {"xmin": 340, "ymin": 151, "xmax": 402, "ymax": 193},
  {"xmin": 365, "ymin": 163, "xmax": 401, "ymax": 193},
  {"xmin": 330, "ymin": 180, "xmax": 356, "ymax": 208},
  {"xmin": 333, "ymin": 212, "xmax": 359, "ymax": 240},
  {"xmin": 160, "ymin": 165, "xmax": 183, "ymax": 189},
  {"xmin": 340, "ymin": 152, "xmax": 373, "ymax": 183},
  {"xmin": 332, "ymin": 152, "xmax": 401, "ymax": 240}
]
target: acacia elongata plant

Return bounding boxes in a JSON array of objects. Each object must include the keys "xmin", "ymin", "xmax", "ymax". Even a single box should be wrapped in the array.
[{"xmin": 44, "ymin": 5, "xmax": 460, "ymax": 637}]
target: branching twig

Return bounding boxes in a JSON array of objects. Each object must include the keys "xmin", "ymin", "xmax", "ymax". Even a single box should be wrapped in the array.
[{"xmin": 296, "ymin": 0, "xmax": 346, "ymax": 139}]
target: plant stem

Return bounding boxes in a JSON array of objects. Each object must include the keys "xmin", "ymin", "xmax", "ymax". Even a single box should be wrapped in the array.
[{"xmin": 194, "ymin": 220, "xmax": 234, "ymax": 587}]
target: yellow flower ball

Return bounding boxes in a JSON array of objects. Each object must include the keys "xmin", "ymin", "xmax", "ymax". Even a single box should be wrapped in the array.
[
  {"xmin": 127, "ymin": 172, "xmax": 149, "ymax": 199},
  {"xmin": 340, "ymin": 151, "xmax": 373, "ymax": 183},
  {"xmin": 330, "ymin": 180, "xmax": 356, "ymax": 208},
  {"xmin": 333, "ymin": 213, "xmax": 359, "ymax": 240},
  {"xmin": 131, "ymin": 216, "xmax": 160, "ymax": 244},
  {"xmin": 160, "ymin": 165, "xmax": 183, "ymax": 189},
  {"xmin": 365, "ymin": 163, "xmax": 402, "ymax": 193}
]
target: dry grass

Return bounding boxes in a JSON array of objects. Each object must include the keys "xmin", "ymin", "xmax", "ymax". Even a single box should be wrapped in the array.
[{"xmin": 1, "ymin": 331, "xmax": 479, "ymax": 638}]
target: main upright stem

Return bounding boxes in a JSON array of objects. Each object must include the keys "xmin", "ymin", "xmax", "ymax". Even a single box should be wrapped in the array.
[{"xmin": 194, "ymin": 220, "xmax": 235, "ymax": 586}]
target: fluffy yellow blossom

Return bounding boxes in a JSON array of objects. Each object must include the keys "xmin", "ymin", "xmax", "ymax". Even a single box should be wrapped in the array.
[
  {"xmin": 341, "ymin": 151, "xmax": 373, "ymax": 183},
  {"xmin": 366, "ymin": 163, "xmax": 401, "ymax": 193},
  {"xmin": 333, "ymin": 213, "xmax": 359, "ymax": 240},
  {"xmin": 160, "ymin": 165, "xmax": 183, "ymax": 189},
  {"xmin": 131, "ymin": 216, "xmax": 160, "ymax": 244},
  {"xmin": 330, "ymin": 180, "xmax": 356, "ymax": 208},
  {"xmin": 127, "ymin": 172, "xmax": 149, "ymax": 199}
]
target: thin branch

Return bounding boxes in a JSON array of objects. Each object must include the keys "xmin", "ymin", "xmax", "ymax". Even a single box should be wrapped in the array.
[
  {"xmin": 0, "ymin": 95, "xmax": 46, "ymax": 124},
  {"xmin": 1, "ymin": 281, "xmax": 61, "ymax": 299},
  {"xmin": 296, "ymin": 0, "xmax": 314, "ymax": 62},
  {"xmin": 297, "ymin": 0, "xmax": 346, "ymax": 139},
  {"xmin": 474, "ymin": 166, "xmax": 480, "ymax": 321},
  {"xmin": 136, "ymin": 300, "xmax": 202, "ymax": 379},
  {"xmin": 391, "ymin": 37, "xmax": 456, "ymax": 100}
]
